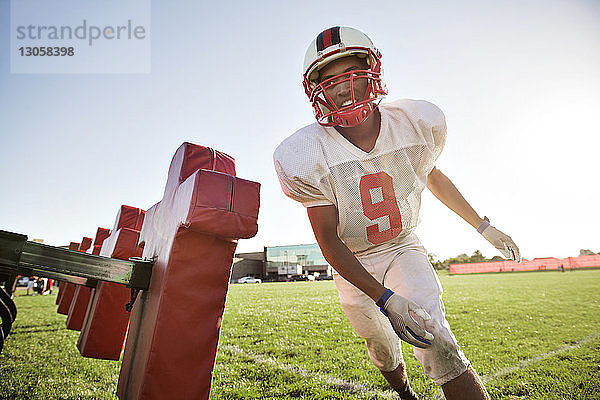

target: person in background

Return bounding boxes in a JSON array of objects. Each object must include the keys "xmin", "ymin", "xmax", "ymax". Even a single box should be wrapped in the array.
[{"xmin": 26, "ymin": 276, "xmax": 36, "ymax": 296}]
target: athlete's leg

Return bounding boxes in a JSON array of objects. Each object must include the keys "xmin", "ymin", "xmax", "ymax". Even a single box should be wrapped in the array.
[
  {"xmin": 442, "ymin": 366, "xmax": 490, "ymax": 400},
  {"xmin": 332, "ymin": 260, "xmax": 417, "ymax": 398},
  {"xmin": 380, "ymin": 362, "xmax": 419, "ymax": 400},
  {"xmin": 379, "ymin": 234, "xmax": 487, "ymax": 397}
]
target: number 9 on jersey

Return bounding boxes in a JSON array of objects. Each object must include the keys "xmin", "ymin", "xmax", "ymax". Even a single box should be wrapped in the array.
[{"xmin": 359, "ymin": 172, "xmax": 403, "ymax": 245}]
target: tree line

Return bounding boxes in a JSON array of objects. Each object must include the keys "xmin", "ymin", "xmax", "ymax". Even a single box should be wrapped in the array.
[
  {"xmin": 429, "ymin": 249, "xmax": 598, "ymax": 271},
  {"xmin": 428, "ymin": 250, "xmax": 497, "ymax": 270}
]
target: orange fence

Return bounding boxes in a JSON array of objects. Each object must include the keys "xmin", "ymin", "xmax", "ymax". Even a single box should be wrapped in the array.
[{"xmin": 449, "ymin": 255, "xmax": 600, "ymax": 275}]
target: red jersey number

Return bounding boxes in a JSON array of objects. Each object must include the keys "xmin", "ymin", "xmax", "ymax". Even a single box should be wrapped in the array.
[{"xmin": 359, "ymin": 172, "xmax": 403, "ymax": 245}]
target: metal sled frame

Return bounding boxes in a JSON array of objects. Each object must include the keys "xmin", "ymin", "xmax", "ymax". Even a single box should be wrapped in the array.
[{"xmin": 0, "ymin": 230, "xmax": 153, "ymax": 290}]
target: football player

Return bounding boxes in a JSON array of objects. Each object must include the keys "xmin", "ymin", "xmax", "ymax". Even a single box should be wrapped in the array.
[{"xmin": 273, "ymin": 26, "xmax": 520, "ymax": 400}]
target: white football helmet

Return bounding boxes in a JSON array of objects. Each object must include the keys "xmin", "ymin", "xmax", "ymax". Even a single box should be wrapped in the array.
[{"xmin": 303, "ymin": 26, "xmax": 387, "ymax": 127}]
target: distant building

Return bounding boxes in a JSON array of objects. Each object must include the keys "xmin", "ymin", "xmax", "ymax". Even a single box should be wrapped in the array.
[
  {"xmin": 232, "ymin": 243, "xmax": 332, "ymax": 282},
  {"xmin": 266, "ymin": 244, "xmax": 332, "ymax": 280},
  {"xmin": 231, "ymin": 251, "xmax": 265, "ymax": 282}
]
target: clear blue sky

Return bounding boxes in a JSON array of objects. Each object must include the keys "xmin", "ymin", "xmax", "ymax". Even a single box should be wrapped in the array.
[{"xmin": 1, "ymin": 0, "xmax": 599, "ymax": 260}]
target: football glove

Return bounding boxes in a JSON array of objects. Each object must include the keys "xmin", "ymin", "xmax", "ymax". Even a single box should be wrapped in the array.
[
  {"xmin": 477, "ymin": 217, "xmax": 521, "ymax": 262},
  {"xmin": 376, "ymin": 289, "xmax": 434, "ymax": 348}
]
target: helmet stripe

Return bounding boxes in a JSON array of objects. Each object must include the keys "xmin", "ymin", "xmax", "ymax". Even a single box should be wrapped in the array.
[
  {"xmin": 331, "ymin": 26, "xmax": 341, "ymax": 47},
  {"xmin": 316, "ymin": 26, "xmax": 341, "ymax": 52},
  {"xmin": 316, "ymin": 31, "xmax": 325, "ymax": 52},
  {"xmin": 323, "ymin": 29, "xmax": 333, "ymax": 48}
]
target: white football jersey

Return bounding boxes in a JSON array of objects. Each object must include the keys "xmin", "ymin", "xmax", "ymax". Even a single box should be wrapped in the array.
[{"xmin": 274, "ymin": 99, "xmax": 446, "ymax": 254}]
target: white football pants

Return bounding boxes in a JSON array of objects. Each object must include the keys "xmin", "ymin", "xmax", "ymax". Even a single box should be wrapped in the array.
[{"xmin": 333, "ymin": 233, "xmax": 470, "ymax": 385}]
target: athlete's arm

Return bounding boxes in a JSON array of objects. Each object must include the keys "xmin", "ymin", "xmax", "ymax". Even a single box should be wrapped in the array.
[
  {"xmin": 307, "ymin": 204, "xmax": 435, "ymax": 347},
  {"xmin": 427, "ymin": 167, "xmax": 521, "ymax": 261},
  {"xmin": 307, "ymin": 204, "xmax": 385, "ymax": 301},
  {"xmin": 426, "ymin": 167, "xmax": 483, "ymax": 228}
]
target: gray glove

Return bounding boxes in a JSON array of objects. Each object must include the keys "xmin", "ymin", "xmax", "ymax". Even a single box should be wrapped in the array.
[
  {"xmin": 477, "ymin": 217, "xmax": 521, "ymax": 262},
  {"xmin": 376, "ymin": 289, "xmax": 434, "ymax": 348}
]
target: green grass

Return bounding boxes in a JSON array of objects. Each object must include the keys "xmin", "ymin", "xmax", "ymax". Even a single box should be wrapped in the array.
[
  {"xmin": 1, "ymin": 269, "xmax": 599, "ymax": 399},
  {"xmin": 0, "ymin": 293, "xmax": 121, "ymax": 399}
]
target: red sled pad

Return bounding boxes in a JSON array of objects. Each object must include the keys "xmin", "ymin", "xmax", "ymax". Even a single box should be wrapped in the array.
[
  {"xmin": 92, "ymin": 245, "xmax": 102, "ymax": 255},
  {"xmin": 56, "ymin": 281, "xmax": 66, "ymax": 305},
  {"xmin": 61, "ymin": 236, "xmax": 94, "ymax": 319},
  {"xmin": 175, "ymin": 142, "xmax": 236, "ymax": 183},
  {"xmin": 78, "ymin": 237, "xmax": 93, "ymax": 253},
  {"xmin": 57, "ymin": 241, "xmax": 82, "ymax": 305},
  {"xmin": 93, "ymin": 228, "xmax": 111, "ymax": 253},
  {"xmin": 118, "ymin": 230, "xmax": 237, "ymax": 400},
  {"xmin": 78, "ymin": 226, "xmax": 143, "ymax": 360},
  {"xmin": 117, "ymin": 142, "xmax": 259, "ymax": 400},
  {"xmin": 114, "ymin": 205, "xmax": 146, "ymax": 232},
  {"xmin": 100, "ymin": 227, "xmax": 143, "ymax": 260},
  {"xmin": 94, "ymin": 227, "xmax": 111, "ymax": 244},
  {"xmin": 66, "ymin": 286, "xmax": 93, "ymax": 331},
  {"xmin": 71, "ymin": 228, "xmax": 110, "ymax": 312},
  {"xmin": 188, "ymin": 169, "xmax": 260, "ymax": 240},
  {"xmin": 162, "ymin": 143, "xmax": 236, "ymax": 202},
  {"xmin": 57, "ymin": 283, "xmax": 77, "ymax": 315},
  {"xmin": 143, "ymin": 170, "xmax": 259, "ymax": 246},
  {"xmin": 78, "ymin": 281, "xmax": 131, "ymax": 360}
]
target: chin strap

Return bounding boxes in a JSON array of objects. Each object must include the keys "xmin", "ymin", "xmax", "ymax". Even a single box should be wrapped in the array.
[{"xmin": 330, "ymin": 103, "xmax": 373, "ymax": 127}]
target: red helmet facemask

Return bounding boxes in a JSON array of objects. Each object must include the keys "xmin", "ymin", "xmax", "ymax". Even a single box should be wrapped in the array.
[{"xmin": 303, "ymin": 44, "xmax": 387, "ymax": 128}]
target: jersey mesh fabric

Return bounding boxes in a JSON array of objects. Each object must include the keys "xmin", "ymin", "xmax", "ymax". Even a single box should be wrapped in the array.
[{"xmin": 274, "ymin": 99, "xmax": 446, "ymax": 254}]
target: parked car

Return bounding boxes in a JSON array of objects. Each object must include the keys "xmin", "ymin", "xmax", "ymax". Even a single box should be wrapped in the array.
[
  {"xmin": 316, "ymin": 274, "xmax": 334, "ymax": 281},
  {"xmin": 237, "ymin": 276, "xmax": 262, "ymax": 284},
  {"xmin": 289, "ymin": 275, "xmax": 308, "ymax": 282}
]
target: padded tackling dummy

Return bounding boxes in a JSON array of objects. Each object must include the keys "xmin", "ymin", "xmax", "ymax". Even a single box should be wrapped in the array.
[
  {"xmin": 91, "ymin": 227, "xmax": 111, "ymax": 255},
  {"xmin": 56, "ymin": 241, "xmax": 82, "ymax": 306},
  {"xmin": 66, "ymin": 286, "xmax": 93, "ymax": 330},
  {"xmin": 77, "ymin": 207, "xmax": 144, "ymax": 360},
  {"xmin": 57, "ymin": 283, "xmax": 76, "ymax": 314},
  {"xmin": 64, "ymin": 228, "xmax": 110, "ymax": 329},
  {"xmin": 78, "ymin": 237, "xmax": 93, "ymax": 253},
  {"xmin": 117, "ymin": 143, "xmax": 259, "ymax": 400},
  {"xmin": 56, "ymin": 282, "xmax": 67, "ymax": 305},
  {"xmin": 63, "ymin": 237, "xmax": 95, "ymax": 328},
  {"xmin": 113, "ymin": 205, "xmax": 146, "ymax": 232},
  {"xmin": 57, "ymin": 242, "xmax": 82, "ymax": 313}
]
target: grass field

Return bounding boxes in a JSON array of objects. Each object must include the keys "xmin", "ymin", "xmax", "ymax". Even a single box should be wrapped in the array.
[{"xmin": 0, "ymin": 269, "xmax": 599, "ymax": 399}]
